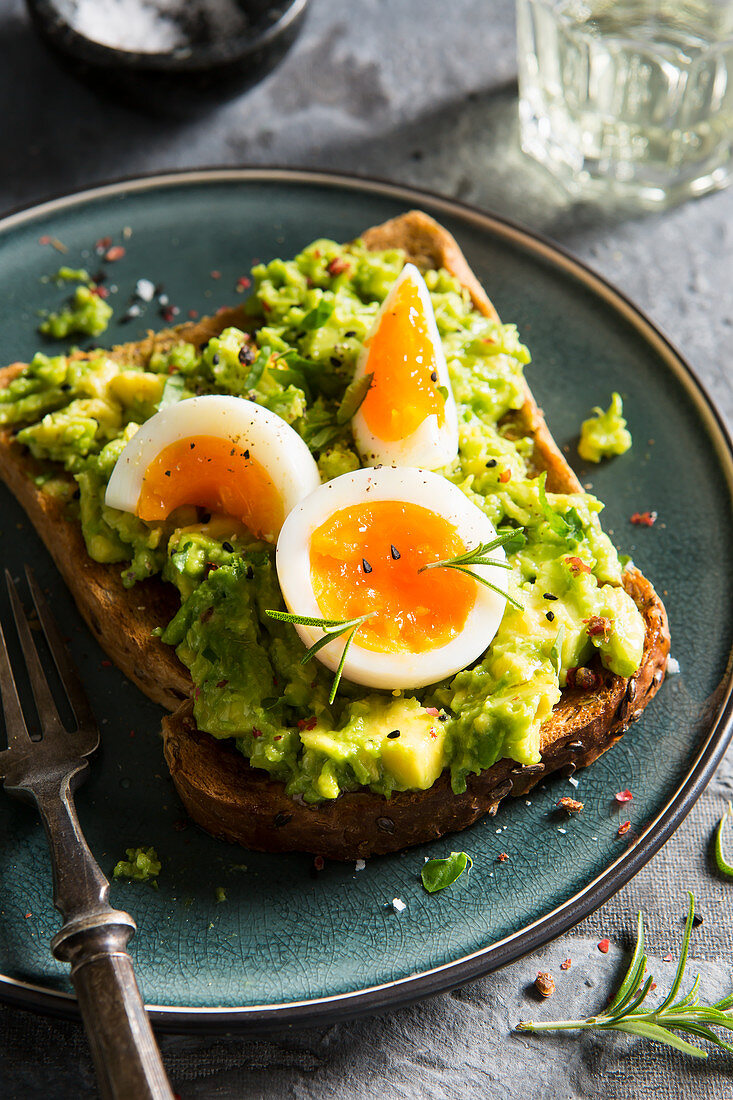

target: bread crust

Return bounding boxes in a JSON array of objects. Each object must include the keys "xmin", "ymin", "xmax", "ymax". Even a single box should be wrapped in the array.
[{"xmin": 0, "ymin": 214, "xmax": 670, "ymax": 858}]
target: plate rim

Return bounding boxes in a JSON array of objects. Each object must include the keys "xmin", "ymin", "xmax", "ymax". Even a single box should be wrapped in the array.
[{"xmin": 1, "ymin": 166, "xmax": 732, "ymax": 1033}]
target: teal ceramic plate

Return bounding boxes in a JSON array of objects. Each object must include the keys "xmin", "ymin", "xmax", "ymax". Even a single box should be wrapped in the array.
[{"xmin": 1, "ymin": 170, "xmax": 732, "ymax": 1031}]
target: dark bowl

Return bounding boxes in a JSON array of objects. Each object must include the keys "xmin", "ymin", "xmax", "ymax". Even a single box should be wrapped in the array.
[{"xmin": 25, "ymin": 0, "xmax": 309, "ymax": 114}]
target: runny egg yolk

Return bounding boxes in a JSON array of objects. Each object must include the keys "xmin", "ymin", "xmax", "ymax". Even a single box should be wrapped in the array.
[
  {"xmin": 309, "ymin": 500, "xmax": 476, "ymax": 654},
  {"xmin": 360, "ymin": 278, "xmax": 445, "ymax": 441},
  {"xmin": 137, "ymin": 435, "xmax": 283, "ymax": 541}
]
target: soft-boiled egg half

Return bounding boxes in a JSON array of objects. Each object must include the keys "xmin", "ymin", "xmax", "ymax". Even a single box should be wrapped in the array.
[
  {"xmin": 351, "ymin": 263, "xmax": 459, "ymax": 469},
  {"xmin": 105, "ymin": 395, "xmax": 321, "ymax": 542},
  {"xmin": 275, "ymin": 466, "xmax": 507, "ymax": 690}
]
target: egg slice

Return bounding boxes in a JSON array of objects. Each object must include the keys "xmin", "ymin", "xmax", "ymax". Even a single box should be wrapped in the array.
[
  {"xmin": 350, "ymin": 263, "xmax": 459, "ymax": 470},
  {"xmin": 275, "ymin": 466, "xmax": 507, "ymax": 690},
  {"xmin": 105, "ymin": 395, "xmax": 321, "ymax": 542}
]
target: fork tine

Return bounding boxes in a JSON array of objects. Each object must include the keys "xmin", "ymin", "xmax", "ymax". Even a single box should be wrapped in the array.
[
  {"xmin": 0, "ymin": 616, "xmax": 31, "ymax": 750},
  {"xmin": 24, "ymin": 567, "xmax": 96, "ymax": 733},
  {"xmin": 5, "ymin": 570, "xmax": 64, "ymax": 736}
]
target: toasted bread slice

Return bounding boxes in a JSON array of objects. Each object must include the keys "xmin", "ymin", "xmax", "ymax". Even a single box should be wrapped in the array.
[{"xmin": 0, "ymin": 212, "xmax": 670, "ymax": 859}]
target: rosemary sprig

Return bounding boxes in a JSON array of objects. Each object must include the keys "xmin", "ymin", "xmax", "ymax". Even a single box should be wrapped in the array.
[
  {"xmin": 417, "ymin": 528, "xmax": 523, "ymax": 610},
  {"xmin": 715, "ymin": 802, "xmax": 733, "ymax": 877},
  {"xmin": 517, "ymin": 892, "xmax": 733, "ymax": 1058},
  {"xmin": 265, "ymin": 609, "xmax": 374, "ymax": 704}
]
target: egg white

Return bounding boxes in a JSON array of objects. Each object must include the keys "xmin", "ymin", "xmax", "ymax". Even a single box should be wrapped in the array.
[
  {"xmin": 350, "ymin": 263, "xmax": 459, "ymax": 470},
  {"xmin": 104, "ymin": 394, "xmax": 321, "ymax": 534},
  {"xmin": 275, "ymin": 466, "xmax": 507, "ymax": 690}
]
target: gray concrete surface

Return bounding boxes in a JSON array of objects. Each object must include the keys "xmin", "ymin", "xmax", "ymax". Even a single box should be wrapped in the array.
[{"xmin": 1, "ymin": 0, "xmax": 732, "ymax": 1096}]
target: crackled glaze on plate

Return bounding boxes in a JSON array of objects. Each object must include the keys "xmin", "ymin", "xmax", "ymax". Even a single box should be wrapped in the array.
[{"xmin": 0, "ymin": 171, "xmax": 731, "ymax": 1030}]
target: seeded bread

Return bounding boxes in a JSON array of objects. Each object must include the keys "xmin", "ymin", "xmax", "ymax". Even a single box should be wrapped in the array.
[{"xmin": 0, "ymin": 212, "xmax": 670, "ymax": 859}]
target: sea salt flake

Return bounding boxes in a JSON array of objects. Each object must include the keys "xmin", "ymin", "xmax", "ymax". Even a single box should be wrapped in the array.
[
  {"xmin": 667, "ymin": 657, "xmax": 681, "ymax": 675},
  {"xmin": 355, "ymin": 859, "xmax": 365, "ymax": 872},
  {"xmin": 135, "ymin": 278, "xmax": 156, "ymax": 302},
  {"xmin": 558, "ymin": 827, "xmax": 567, "ymax": 834},
  {"xmin": 391, "ymin": 898, "xmax": 406, "ymax": 913},
  {"xmin": 568, "ymin": 776, "xmax": 579, "ymax": 788}
]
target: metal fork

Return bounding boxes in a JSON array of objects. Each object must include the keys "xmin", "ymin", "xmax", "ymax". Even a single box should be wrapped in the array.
[{"xmin": 0, "ymin": 567, "xmax": 174, "ymax": 1100}]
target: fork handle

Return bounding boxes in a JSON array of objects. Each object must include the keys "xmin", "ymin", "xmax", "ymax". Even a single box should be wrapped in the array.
[{"xmin": 56, "ymin": 918, "xmax": 174, "ymax": 1100}]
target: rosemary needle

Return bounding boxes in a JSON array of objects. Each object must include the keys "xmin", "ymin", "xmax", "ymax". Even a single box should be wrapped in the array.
[
  {"xmin": 265, "ymin": 609, "xmax": 374, "ymax": 704},
  {"xmin": 417, "ymin": 528, "xmax": 524, "ymax": 609},
  {"xmin": 517, "ymin": 893, "xmax": 733, "ymax": 1059}
]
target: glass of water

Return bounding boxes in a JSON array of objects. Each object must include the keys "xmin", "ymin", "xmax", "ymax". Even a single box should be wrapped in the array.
[{"xmin": 516, "ymin": 0, "xmax": 733, "ymax": 206}]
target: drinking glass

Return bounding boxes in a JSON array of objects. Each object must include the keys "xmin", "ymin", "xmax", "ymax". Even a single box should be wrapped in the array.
[{"xmin": 516, "ymin": 0, "xmax": 733, "ymax": 206}]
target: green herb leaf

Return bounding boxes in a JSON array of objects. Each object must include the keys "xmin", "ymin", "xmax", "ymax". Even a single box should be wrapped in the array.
[
  {"xmin": 537, "ymin": 472, "xmax": 584, "ymax": 543},
  {"xmin": 301, "ymin": 299, "xmax": 335, "ymax": 331},
  {"xmin": 715, "ymin": 803, "xmax": 733, "ymax": 877},
  {"xmin": 496, "ymin": 525, "xmax": 527, "ymax": 554},
  {"xmin": 244, "ymin": 347, "xmax": 268, "ymax": 390},
  {"xmin": 337, "ymin": 372, "xmax": 373, "ymax": 425},
  {"xmin": 437, "ymin": 385, "xmax": 450, "ymax": 402},
  {"xmin": 516, "ymin": 893, "xmax": 733, "ymax": 1060},
  {"xmin": 159, "ymin": 372, "xmax": 187, "ymax": 409},
  {"xmin": 548, "ymin": 626, "xmax": 565, "ymax": 680},
  {"xmin": 421, "ymin": 851, "xmax": 473, "ymax": 893}
]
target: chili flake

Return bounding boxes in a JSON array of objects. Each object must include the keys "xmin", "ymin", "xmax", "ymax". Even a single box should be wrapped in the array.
[
  {"xmin": 313, "ymin": 855, "xmax": 325, "ymax": 871},
  {"xmin": 615, "ymin": 789, "xmax": 633, "ymax": 803},
  {"xmin": 497, "ymin": 852, "xmax": 509, "ymax": 862},
  {"xmin": 188, "ymin": 309, "xmax": 199, "ymax": 319},
  {"xmin": 105, "ymin": 245, "xmax": 126, "ymax": 262},
  {"xmin": 598, "ymin": 939, "xmax": 610, "ymax": 953},
  {"xmin": 630, "ymin": 511, "xmax": 658, "ymax": 526},
  {"xmin": 297, "ymin": 717, "xmax": 318, "ymax": 732},
  {"xmin": 566, "ymin": 556, "xmax": 592, "ymax": 575},
  {"xmin": 584, "ymin": 615, "xmax": 613, "ymax": 641},
  {"xmin": 210, "ymin": 269, "xmax": 222, "ymax": 279},
  {"xmin": 534, "ymin": 972, "xmax": 555, "ymax": 997},
  {"xmin": 499, "ymin": 469, "xmax": 511, "ymax": 484},
  {"xmin": 663, "ymin": 952, "xmax": 673, "ymax": 962},
  {"xmin": 327, "ymin": 256, "xmax": 350, "ymax": 276},
  {"xmin": 560, "ymin": 958, "xmax": 571, "ymax": 971},
  {"xmin": 95, "ymin": 236, "xmax": 112, "ymax": 253},
  {"xmin": 617, "ymin": 820, "xmax": 631, "ymax": 836},
  {"xmin": 236, "ymin": 275, "xmax": 252, "ymax": 291},
  {"xmin": 252, "ymin": 728, "xmax": 263, "ymax": 738},
  {"xmin": 425, "ymin": 707, "xmax": 440, "ymax": 717}
]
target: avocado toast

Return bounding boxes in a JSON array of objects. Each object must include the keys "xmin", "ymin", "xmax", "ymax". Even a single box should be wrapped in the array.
[{"xmin": 0, "ymin": 211, "xmax": 669, "ymax": 859}]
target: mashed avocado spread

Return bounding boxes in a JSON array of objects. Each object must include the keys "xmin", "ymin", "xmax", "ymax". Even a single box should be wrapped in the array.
[
  {"xmin": 1, "ymin": 237, "xmax": 645, "ymax": 803},
  {"xmin": 578, "ymin": 392, "xmax": 632, "ymax": 463}
]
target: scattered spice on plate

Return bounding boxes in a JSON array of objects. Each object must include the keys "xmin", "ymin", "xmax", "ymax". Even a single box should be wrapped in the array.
[
  {"xmin": 313, "ymin": 855, "xmax": 325, "ymax": 872},
  {"xmin": 534, "ymin": 972, "xmax": 555, "ymax": 998},
  {"xmin": 630, "ymin": 511, "xmax": 658, "ymax": 526},
  {"xmin": 560, "ymin": 958, "xmax": 571, "ymax": 971},
  {"xmin": 236, "ymin": 275, "xmax": 251, "ymax": 292},
  {"xmin": 663, "ymin": 952, "xmax": 673, "ymax": 962},
  {"xmin": 615, "ymin": 789, "xmax": 633, "ymax": 803},
  {"xmin": 598, "ymin": 939, "xmax": 610, "ymax": 953},
  {"xmin": 210, "ymin": 270, "xmax": 221, "ymax": 279},
  {"xmin": 497, "ymin": 852, "xmax": 509, "ymax": 863},
  {"xmin": 105, "ymin": 245, "xmax": 126, "ymax": 263},
  {"xmin": 557, "ymin": 797, "xmax": 584, "ymax": 814},
  {"xmin": 618, "ymin": 820, "xmax": 631, "ymax": 836}
]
